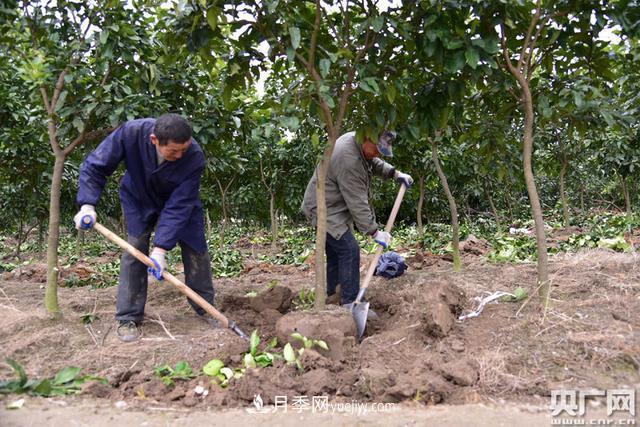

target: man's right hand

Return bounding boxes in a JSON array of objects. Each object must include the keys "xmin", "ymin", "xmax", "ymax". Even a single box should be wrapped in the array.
[
  {"xmin": 373, "ymin": 230, "xmax": 392, "ymax": 248},
  {"xmin": 73, "ymin": 205, "xmax": 96, "ymax": 230}
]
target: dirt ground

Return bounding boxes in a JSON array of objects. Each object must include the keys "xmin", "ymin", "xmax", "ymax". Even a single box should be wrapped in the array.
[{"xmin": 1, "ymin": 242, "xmax": 639, "ymax": 422}]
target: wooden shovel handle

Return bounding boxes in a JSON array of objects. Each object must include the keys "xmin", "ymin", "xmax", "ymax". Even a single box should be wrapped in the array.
[
  {"xmin": 92, "ymin": 222, "xmax": 229, "ymax": 328},
  {"xmin": 356, "ymin": 184, "xmax": 407, "ymax": 303}
]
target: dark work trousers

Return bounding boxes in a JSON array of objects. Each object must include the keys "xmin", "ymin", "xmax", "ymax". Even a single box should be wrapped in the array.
[
  {"xmin": 115, "ymin": 228, "xmax": 215, "ymax": 322},
  {"xmin": 325, "ymin": 230, "xmax": 360, "ymax": 305}
]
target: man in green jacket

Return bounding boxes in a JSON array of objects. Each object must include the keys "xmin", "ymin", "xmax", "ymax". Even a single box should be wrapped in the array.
[{"xmin": 302, "ymin": 131, "xmax": 413, "ymax": 307}]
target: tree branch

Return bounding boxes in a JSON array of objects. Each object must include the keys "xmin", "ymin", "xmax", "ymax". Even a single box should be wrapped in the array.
[
  {"xmin": 517, "ymin": 0, "xmax": 542, "ymax": 73},
  {"xmin": 258, "ymin": 156, "xmax": 271, "ymax": 192},
  {"xmin": 40, "ymin": 87, "xmax": 51, "ymax": 113},
  {"xmin": 308, "ymin": 0, "xmax": 321, "ymax": 67},
  {"xmin": 48, "ymin": 69, "xmax": 68, "ymax": 115},
  {"xmin": 526, "ymin": 10, "xmax": 567, "ymax": 81},
  {"xmin": 500, "ymin": 24, "xmax": 518, "ymax": 77},
  {"xmin": 63, "ymin": 127, "xmax": 114, "ymax": 157},
  {"xmin": 336, "ymin": 30, "xmax": 375, "ymax": 132}
]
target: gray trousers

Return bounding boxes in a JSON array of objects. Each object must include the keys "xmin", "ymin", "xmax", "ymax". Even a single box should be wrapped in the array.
[{"xmin": 115, "ymin": 229, "xmax": 215, "ymax": 322}]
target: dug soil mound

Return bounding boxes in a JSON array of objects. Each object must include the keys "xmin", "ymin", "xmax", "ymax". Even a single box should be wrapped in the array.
[{"xmin": 1, "ymin": 249, "xmax": 639, "ymax": 410}]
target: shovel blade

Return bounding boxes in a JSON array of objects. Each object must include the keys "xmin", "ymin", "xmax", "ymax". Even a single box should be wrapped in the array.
[
  {"xmin": 351, "ymin": 301, "xmax": 370, "ymax": 339},
  {"xmin": 229, "ymin": 321, "xmax": 249, "ymax": 341}
]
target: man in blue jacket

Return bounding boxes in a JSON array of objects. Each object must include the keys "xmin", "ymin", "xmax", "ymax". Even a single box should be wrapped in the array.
[{"xmin": 73, "ymin": 113, "xmax": 215, "ymax": 342}]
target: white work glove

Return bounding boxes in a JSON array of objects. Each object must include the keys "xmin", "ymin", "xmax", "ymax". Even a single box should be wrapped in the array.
[
  {"xmin": 73, "ymin": 205, "xmax": 96, "ymax": 230},
  {"xmin": 395, "ymin": 170, "xmax": 414, "ymax": 188},
  {"xmin": 373, "ymin": 230, "xmax": 392, "ymax": 248},
  {"xmin": 147, "ymin": 247, "xmax": 167, "ymax": 283}
]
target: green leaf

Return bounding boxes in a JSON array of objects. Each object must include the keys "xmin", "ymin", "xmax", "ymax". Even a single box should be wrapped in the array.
[
  {"xmin": 363, "ymin": 77, "xmax": 380, "ymax": 93},
  {"xmin": 53, "ymin": 367, "xmax": 81, "ymax": 385},
  {"xmin": 289, "ymin": 27, "xmax": 301, "ymax": 50},
  {"xmin": 222, "ymin": 84, "xmax": 233, "ymax": 108},
  {"xmin": 72, "ymin": 117, "xmax": 85, "ymax": 133},
  {"xmin": 202, "ymin": 359, "xmax": 225, "ymax": 377},
  {"xmin": 601, "ymin": 111, "xmax": 615, "ymax": 127},
  {"xmin": 206, "ymin": 7, "xmax": 219, "ymax": 31},
  {"xmin": 598, "ymin": 236, "xmax": 631, "ymax": 252},
  {"xmin": 311, "ymin": 134, "xmax": 320, "ymax": 148},
  {"xmin": 249, "ymin": 330, "xmax": 260, "ymax": 355},
  {"xmin": 283, "ymin": 343, "xmax": 296, "ymax": 363},
  {"xmin": 243, "ymin": 353, "xmax": 257, "ymax": 369},
  {"xmin": 290, "ymin": 332, "xmax": 304, "ymax": 342},
  {"xmin": 54, "ymin": 91, "xmax": 67, "ymax": 112},
  {"xmin": 255, "ymin": 353, "xmax": 274, "ymax": 367},
  {"xmin": 316, "ymin": 340, "xmax": 329, "ymax": 351},
  {"xmin": 319, "ymin": 59, "xmax": 330, "ymax": 78},
  {"xmin": 445, "ymin": 51, "xmax": 466, "ymax": 73},
  {"xmin": 465, "ymin": 48, "xmax": 480, "ymax": 69},
  {"xmin": 219, "ymin": 367, "xmax": 234, "ymax": 379},
  {"xmin": 386, "ymin": 84, "xmax": 397, "ymax": 103},
  {"xmin": 99, "ymin": 30, "xmax": 108, "ymax": 45},
  {"xmin": 372, "ymin": 16, "xmax": 384, "ymax": 33},
  {"xmin": 32, "ymin": 379, "xmax": 52, "ymax": 396},
  {"xmin": 6, "ymin": 359, "xmax": 27, "ymax": 386},
  {"xmin": 173, "ymin": 361, "xmax": 193, "ymax": 377}
]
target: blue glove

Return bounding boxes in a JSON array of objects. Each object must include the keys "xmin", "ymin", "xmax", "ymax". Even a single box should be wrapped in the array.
[
  {"xmin": 74, "ymin": 205, "xmax": 96, "ymax": 230},
  {"xmin": 373, "ymin": 230, "xmax": 391, "ymax": 248},
  {"xmin": 147, "ymin": 248, "xmax": 167, "ymax": 282},
  {"xmin": 395, "ymin": 171, "xmax": 414, "ymax": 188}
]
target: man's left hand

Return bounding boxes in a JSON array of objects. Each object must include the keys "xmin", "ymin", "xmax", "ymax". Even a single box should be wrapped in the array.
[
  {"xmin": 395, "ymin": 171, "xmax": 414, "ymax": 188},
  {"xmin": 147, "ymin": 247, "xmax": 167, "ymax": 282}
]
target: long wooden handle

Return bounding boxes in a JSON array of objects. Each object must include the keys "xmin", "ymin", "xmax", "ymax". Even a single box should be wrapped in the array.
[
  {"xmin": 92, "ymin": 222, "xmax": 229, "ymax": 328},
  {"xmin": 356, "ymin": 184, "xmax": 407, "ymax": 303}
]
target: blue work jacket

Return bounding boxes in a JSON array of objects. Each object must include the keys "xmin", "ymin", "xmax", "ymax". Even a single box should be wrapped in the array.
[{"xmin": 76, "ymin": 118, "xmax": 207, "ymax": 252}]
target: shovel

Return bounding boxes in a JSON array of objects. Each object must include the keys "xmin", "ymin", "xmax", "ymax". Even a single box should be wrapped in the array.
[
  {"xmin": 89, "ymin": 221, "xmax": 249, "ymax": 341},
  {"xmin": 351, "ymin": 184, "xmax": 407, "ymax": 338}
]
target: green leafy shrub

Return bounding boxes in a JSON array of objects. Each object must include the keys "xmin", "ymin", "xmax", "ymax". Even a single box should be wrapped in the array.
[{"xmin": 209, "ymin": 248, "xmax": 244, "ymax": 278}]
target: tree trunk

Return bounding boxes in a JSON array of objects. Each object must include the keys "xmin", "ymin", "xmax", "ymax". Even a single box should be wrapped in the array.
[
  {"xmin": 559, "ymin": 155, "xmax": 570, "ymax": 229},
  {"xmin": 205, "ymin": 209, "xmax": 212, "ymax": 237},
  {"xmin": 220, "ymin": 191, "xmax": 227, "ymax": 251},
  {"xmin": 15, "ymin": 218, "xmax": 24, "ymax": 258},
  {"xmin": 504, "ymin": 185, "xmax": 515, "ymax": 224},
  {"xmin": 580, "ymin": 184, "xmax": 585, "ymax": 214},
  {"xmin": 270, "ymin": 192, "xmax": 278, "ymax": 251},
  {"xmin": 45, "ymin": 154, "xmax": 65, "ymax": 317},
  {"xmin": 417, "ymin": 175, "xmax": 425, "ymax": 239},
  {"xmin": 621, "ymin": 175, "xmax": 631, "ymax": 214},
  {"xmin": 484, "ymin": 181, "xmax": 501, "ymax": 232},
  {"xmin": 515, "ymin": 77, "xmax": 549, "ymax": 305},
  {"xmin": 431, "ymin": 141, "xmax": 461, "ymax": 272}
]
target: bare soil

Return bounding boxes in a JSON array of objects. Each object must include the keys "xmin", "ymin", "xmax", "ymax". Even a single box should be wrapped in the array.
[{"xmin": 1, "ymin": 246, "xmax": 639, "ymax": 415}]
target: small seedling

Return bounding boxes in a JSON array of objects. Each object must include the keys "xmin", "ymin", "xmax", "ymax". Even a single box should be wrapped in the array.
[
  {"xmin": 153, "ymin": 361, "xmax": 195, "ymax": 387},
  {"xmin": 283, "ymin": 333, "xmax": 329, "ymax": 370},
  {"xmin": 243, "ymin": 330, "xmax": 279, "ymax": 369},
  {"xmin": 292, "ymin": 288, "xmax": 315, "ymax": 311},
  {"xmin": 0, "ymin": 358, "xmax": 106, "ymax": 397},
  {"xmin": 202, "ymin": 358, "xmax": 242, "ymax": 388},
  {"xmin": 501, "ymin": 287, "xmax": 528, "ymax": 302},
  {"xmin": 80, "ymin": 313, "xmax": 99, "ymax": 325}
]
